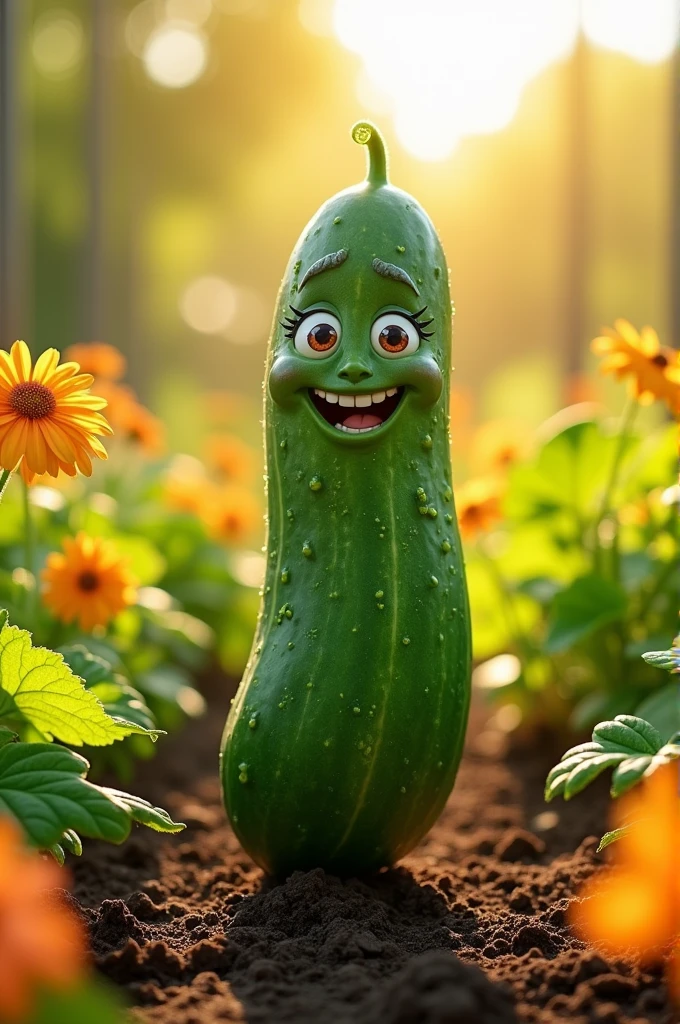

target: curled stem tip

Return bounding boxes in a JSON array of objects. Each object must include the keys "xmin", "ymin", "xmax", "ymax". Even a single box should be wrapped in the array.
[{"xmin": 351, "ymin": 121, "xmax": 388, "ymax": 187}]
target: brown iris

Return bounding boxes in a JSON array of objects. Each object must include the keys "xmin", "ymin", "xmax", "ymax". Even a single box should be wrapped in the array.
[
  {"xmin": 379, "ymin": 325, "xmax": 409, "ymax": 353},
  {"xmin": 307, "ymin": 324, "xmax": 338, "ymax": 352}
]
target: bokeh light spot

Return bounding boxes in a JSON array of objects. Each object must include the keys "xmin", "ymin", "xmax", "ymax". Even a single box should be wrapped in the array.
[
  {"xmin": 31, "ymin": 10, "xmax": 84, "ymax": 80},
  {"xmin": 143, "ymin": 24, "xmax": 208, "ymax": 88},
  {"xmin": 582, "ymin": 0, "xmax": 680, "ymax": 62},
  {"xmin": 180, "ymin": 276, "xmax": 239, "ymax": 334}
]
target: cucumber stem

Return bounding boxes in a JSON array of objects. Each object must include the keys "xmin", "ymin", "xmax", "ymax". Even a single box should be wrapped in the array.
[{"xmin": 351, "ymin": 121, "xmax": 388, "ymax": 187}]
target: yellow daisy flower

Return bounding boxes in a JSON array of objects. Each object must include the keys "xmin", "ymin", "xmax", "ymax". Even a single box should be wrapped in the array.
[
  {"xmin": 41, "ymin": 533, "xmax": 138, "ymax": 631},
  {"xmin": 591, "ymin": 320, "xmax": 680, "ymax": 414},
  {"xmin": 0, "ymin": 341, "xmax": 112, "ymax": 485}
]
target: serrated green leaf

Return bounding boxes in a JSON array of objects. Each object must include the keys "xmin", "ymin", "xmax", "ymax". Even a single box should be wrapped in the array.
[
  {"xmin": 0, "ymin": 743, "xmax": 131, "ymax": 848},
  {"xmin": 59, "ymin": 645, "xmax": 116, "ymax": 687},
  {"xmin": 597, "ymin": 825, "xmax": 635, "ymax": 852},
  {"xmin": 593, "ymin": 715, "xmax": 661, "ymax": 755},
  {"xmin": 101, "ymin": 787, "xmax": 185, "ymax": 834},
  {"xmin": 545, "ymin": 574, "xmax": 627, "ymax": 653},
  {"xmin": 563, "ymin": 752, "xmax": 629, "ymax": 800},
  {"xmin": 642, "ymin": 639, "xmax": 680, "ymax": 674},
  {"xmin": 0, "ymin": 623, "xmax": 160, "ymax": 746},
  {"xmin": 610, "ymin": 755, "xmax": 653, "ymax": 797}
]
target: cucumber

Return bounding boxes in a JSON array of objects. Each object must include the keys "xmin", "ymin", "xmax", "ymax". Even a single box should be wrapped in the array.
[{"xmin": 221, "ymin": 122, "xmax": 471, "ymax": 876}]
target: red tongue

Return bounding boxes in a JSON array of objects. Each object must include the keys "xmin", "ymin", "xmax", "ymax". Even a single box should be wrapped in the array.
[{"xmin": 342, "ymin": 412, "xmax": 382, "ymax": 429}]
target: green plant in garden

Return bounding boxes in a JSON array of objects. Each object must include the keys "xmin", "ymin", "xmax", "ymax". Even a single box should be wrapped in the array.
[
  {"xmin": 545, "ymin": 635, "xmax": 680, "ymax": 849},
  {"xmin": 222, "ymin": 122, "xmax": 471, "ymax": 876},
  {"xmin": 0, "ymin": 611, "xmax": 184, "ymax": 862},
  {"xmin": 468, "ymin": 319, "xmax": 679, "ymax": 729}
]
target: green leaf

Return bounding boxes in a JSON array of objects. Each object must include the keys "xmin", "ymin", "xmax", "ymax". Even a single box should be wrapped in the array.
[
  {"xmin": 29, "ymin": 978, "xmax": 126, "ymax": 1024},
  {"xmin": 597, "ymin": 825, "xmax": 635, "ymax": 852},
  {"xmin": 634, "ymin": 684, "xmax": 680, "ymax": 743},
  {"xmin": 593, "ymin": 715, "xmax": 661, "ymax": 755},
  {"xmin": 0, "ymin": 742, "xmax": 131, "ymax": 848},
  {"xmin": 0, "ymin": 741, "xmax": 185, "ymax": 851},
  {"xmin": 59, "ymin": 643, "xmax": 158, "ymax": 733},
  {"xmin": 545, "ymin": 715, "xmax": 667, "ymax": 803},
  {"xmin": 101, "ymin": 787, "xmax": 185, "ymax": 834},
  {"xmin": 642, "ymin": 637, "xmax": 680, "ymax": 674},
  {"xmin": 0, "ymin": 623, "xmax": 160, "ymax": 746},
  {"xmin": 0, "ymin": 726, "xmax": 17, "ymax": 747},
  {"xmin": 545, "ymin": 574, "xmax": 627, "ymax": 653}
]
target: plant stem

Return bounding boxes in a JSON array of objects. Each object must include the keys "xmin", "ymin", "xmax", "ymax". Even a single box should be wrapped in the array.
[
  {"xmin": 478, "ymin": 544, "xmax": 533, "ymax": 661},
  {"xmin": 594, "ymin": 397, "xmax": 638, "ymax": 573},
  {"xmin": 0, "ymin": 469, "xmax": 11, "ymax": 502},
  {"xmin": 22, "ymin": 479, "xmax": 36, "ymax": 622}
]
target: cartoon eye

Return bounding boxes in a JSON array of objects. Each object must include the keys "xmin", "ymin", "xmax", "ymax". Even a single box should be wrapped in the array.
[
  {"xmin": 371, "ymin": 313, "xmax": 420, "ymax": 358},
  {"xmin": 293, "ymin": 311, "xmax": 341, "ymax": 359}
]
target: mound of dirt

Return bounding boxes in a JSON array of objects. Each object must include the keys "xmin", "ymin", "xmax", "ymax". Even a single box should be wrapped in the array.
[{"xmin": 72, "ymin": 684, "xmax": 673, "ymax": 1024}]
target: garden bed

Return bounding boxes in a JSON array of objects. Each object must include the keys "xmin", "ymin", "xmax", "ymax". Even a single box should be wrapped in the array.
[{"xmin": 72, "ymin": 678, "xmax": 674, "ymax": 1024}]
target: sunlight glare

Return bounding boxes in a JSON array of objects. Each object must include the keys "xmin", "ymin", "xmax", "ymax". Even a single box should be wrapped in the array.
[
  {"xmin": 180, "ymin": 276, "xmax": 239, "ymax": 333},
  {"xmin": 582, "ymin": 0, "xmax": 680, "ymax": 62},
  {"xmin": 332, "ymin": 0, "xmax": 580, "ymax": 160}
]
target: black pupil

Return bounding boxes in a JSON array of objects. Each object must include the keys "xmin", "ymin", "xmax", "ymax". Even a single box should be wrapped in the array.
[
  {"xmin": 382, "ymin": 326, "xmax": 408, "ymax": 348},
  {"xmin": 309, "ymin": 324, "xmax": 336, "ymax": 349}
]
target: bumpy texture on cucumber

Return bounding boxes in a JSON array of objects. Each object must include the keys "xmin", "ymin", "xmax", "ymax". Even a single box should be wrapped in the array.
[{"xmin": 221, "ymin": 122, "xmax": 471, "ymax": 876}]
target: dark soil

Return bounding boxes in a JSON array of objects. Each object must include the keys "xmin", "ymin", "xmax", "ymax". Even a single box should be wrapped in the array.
[{"xmin": 71, "ymin": 679, "xmax": 675, "ymax": 1024}]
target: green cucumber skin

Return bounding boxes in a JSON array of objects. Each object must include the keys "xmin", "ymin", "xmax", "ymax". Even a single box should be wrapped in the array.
[{"xmin": 221, "ymin": 128, "xmax": 471, "ymax": 877}]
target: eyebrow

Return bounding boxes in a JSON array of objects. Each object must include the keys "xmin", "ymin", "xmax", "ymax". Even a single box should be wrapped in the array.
[
  {"xmin": 298, "ymin": 248, "xmax": 348, "ymax": 291},
  {"xmin": 371, "ymin": 258, "xmax": 420, "ymax": 296}
]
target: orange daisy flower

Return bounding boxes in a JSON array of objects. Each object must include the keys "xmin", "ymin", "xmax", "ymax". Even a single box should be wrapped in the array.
[
  {"xmin": 163, "ymin": 456, "xmax": 209, "ymax": 515},
  {"xmin": 95, "ymin": 381, "xmax": 165, "ymax": 456},
  {"xmin": 204, "ymin": 434, "xmax": 257, "ymax": 485},
  {"xmin": 591, "ymin": 320, "xmax": 680, "ymax": 414},
  {"xmin": 0, "ymin": 341, "xmax": 112, "ymax": 485},
  {"xmin": 470, "ymin": 419, "xmax": 532, "ymax": 476},
  {"xmin": 0, "ymin": 817, "xmax": 85, "ymax": 1020},
  {"xmin": 41, "ymin": 532, "xmax": 138, "ymax": 631},
  {"xmin": 200, "ymin": 485, "xmax": 262, "ymax": 546},
  {"xmin": 63, "ymin": 341, "xmax": 126, "ymax": 382},
  {"xmin": 570, "ymin": 762, "xmax": 680, "ymax": 1002},
  {"xmin": 456, "ymin": 477, "xmax": 505, "ymax": 541}
]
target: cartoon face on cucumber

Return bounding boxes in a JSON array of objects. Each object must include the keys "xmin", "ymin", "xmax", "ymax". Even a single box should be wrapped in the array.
[{"xmin": 268, "ymin": 122, "xmax": 449, "ymax": 446}]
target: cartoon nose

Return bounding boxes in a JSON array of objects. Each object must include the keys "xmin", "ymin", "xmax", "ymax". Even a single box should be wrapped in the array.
[{"xmin": 337, "ymin": 360, "xmax": 373, "ymax": 384}]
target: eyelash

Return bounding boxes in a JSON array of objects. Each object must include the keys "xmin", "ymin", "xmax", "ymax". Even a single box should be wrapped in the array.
[{"xmin": 281, "ymin": 305, "xmax": 435, "ymax": 340}]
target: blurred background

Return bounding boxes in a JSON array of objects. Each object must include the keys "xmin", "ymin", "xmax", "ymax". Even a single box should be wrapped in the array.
[{"xmin": 0, "ymin": 0, "xmax": 678, "ymax": 449}]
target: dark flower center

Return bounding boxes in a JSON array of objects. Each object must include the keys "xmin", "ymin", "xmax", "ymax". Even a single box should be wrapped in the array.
[
  {"xmin": 651, "ymin": 353, "xmax": 669, "ymax": 368},
  {"xmin": 10, "ymin": 381, "xmax": 56, "ymax": 420},
  {"xmin": 77, "ymin": 571, "xmax": 99, "ymax": 592}
]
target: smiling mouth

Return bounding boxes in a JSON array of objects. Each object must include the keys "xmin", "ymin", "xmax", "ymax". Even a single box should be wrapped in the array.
[{"xmin": 308, "ymin": 387, "xmax": 405, "ymax": 434}]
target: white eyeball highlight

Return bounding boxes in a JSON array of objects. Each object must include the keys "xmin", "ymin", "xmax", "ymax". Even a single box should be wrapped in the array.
[
  {"xmin": 370, "ymin": 313, "xmax": 420, "ymax": 359},
  {"xmin": 294, "ymin": 311, "xmax": 341, "ymax": 359}
]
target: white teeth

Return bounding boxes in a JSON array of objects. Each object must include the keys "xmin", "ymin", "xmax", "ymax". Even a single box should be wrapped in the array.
[
  {"xmin": 316, "ymin": 388, "xmax": 396, "ymax": 405},
  {"xmin": 335, "ymin": 423, "xmax": 379, "ymax": 434}
]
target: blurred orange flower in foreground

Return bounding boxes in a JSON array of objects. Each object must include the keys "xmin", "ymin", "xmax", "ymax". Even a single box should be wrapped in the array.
[
  {"xmin": 204, "ymin": 434, "xmax": 257, "ymax": 485},
  {"xmin": 591, "ymin": 320, "xmax": 680, "ymax": 414},
  {"xmin": 0, "ymin": 817, "xmax": 85, "ymax": 1020},
  {"xmin": 0, "ymin": 341, "xmax": 112, "ymax": 485},
  {"xmin": 456, "ymin": 477, "xmax": 505, "ymax": 541},
  {"xmin": 42, "ymin": 532, "xmax": 138, "ymax": 631},
  {"xmin": 201, "ymin": 485, "xmax": 262, "ymax": 546},
  {"xmin": 570, "ymin": 762, "xmax": 680, "ymax": 1001},
  {"xmin": 63, "ymin": 342, "xmax": 126, "ymax": 382}
]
